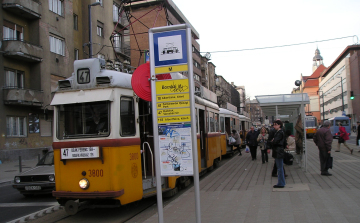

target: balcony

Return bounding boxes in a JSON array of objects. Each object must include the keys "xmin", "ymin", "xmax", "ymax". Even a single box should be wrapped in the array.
[
  {"xmin": 1, "ymin": 40, "xmax": 43, "ymax": 62},
  {"xmin": 2, "ymin": 0, "xmax": 41, "ymax": 19},
  {"xmin": 113, "ymin": 9, "xmax": 129, "ymax": 29},
  {"xmin": 114, "ymin": 43, "xmax": 130, "ymax": 58},
  {"xmin": 3, "ymin": 88, "xmax": 43, "ymax": 107}
]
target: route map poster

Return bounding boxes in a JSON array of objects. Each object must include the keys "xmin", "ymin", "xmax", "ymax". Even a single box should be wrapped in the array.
[{"xmin": 158, "ymin": 124, "xmax": 194, "ymax": 176}]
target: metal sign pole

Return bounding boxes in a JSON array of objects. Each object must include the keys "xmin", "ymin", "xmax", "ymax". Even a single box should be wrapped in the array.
[
  {"xmin": 186, "ymin": 24, "xmax": 201, "ymax": 223},
  {"xmin": 149, "ymin": 31, "xmax": 164, "ymax": 223}
]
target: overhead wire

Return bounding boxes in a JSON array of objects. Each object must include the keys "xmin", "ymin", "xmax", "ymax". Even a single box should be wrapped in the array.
[{"xmin": 200, "ymin": 35, "xmax": 358, "ymax": 54}]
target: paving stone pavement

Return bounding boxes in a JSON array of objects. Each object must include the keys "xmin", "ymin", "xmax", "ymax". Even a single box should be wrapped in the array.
[{"xmin": 129, "ymin": 140, "xmax": 360, "ymax": 223}]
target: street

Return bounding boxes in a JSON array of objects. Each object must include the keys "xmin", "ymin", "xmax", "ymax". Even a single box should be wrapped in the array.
[{"xmin": 0, "ymin": 183, "xmax": 57, "ymax": 223}]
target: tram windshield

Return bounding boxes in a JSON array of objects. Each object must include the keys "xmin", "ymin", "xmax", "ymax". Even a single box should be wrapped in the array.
[
  {"xmin": 56, "ymin": 101, "xmax": 110, "ymax": 139},
  {"xmin": 305, "ymin": 116, "xmax": 317, "ymax": 128}
]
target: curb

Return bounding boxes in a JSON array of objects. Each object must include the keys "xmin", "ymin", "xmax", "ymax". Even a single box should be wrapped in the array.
[{"xmin": 7, "ymin": 205, "xmax": 63, "ymax": 223}]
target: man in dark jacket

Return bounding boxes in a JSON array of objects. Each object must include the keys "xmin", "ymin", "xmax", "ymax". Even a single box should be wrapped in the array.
[
  {"xmin": 313, "ymin": 120, "xmax": 333, "ymax": 176},
  {"xmin": 246, "ymin": 127, "xmax": 258, "ymax": 160}
]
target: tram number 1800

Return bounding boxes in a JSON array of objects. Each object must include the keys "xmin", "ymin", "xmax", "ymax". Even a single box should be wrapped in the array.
[{"xmin": 88, "ymin": 169, "xmax": 103, "ymax": 177}]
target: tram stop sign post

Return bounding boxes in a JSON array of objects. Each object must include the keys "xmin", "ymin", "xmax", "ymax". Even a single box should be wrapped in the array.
[{"xmin": 149, "ymin": 24, "xmax": 201, "ymax": 223}]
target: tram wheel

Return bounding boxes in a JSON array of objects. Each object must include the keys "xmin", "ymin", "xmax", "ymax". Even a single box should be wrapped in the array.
[{"xmin": 65, "ymin": 200, "xmax": 79, "ymax": 215}]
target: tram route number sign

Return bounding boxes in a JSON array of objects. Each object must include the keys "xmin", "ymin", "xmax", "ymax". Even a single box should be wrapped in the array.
[{"xmin": 61, "ymin": 146, "xmax": 100, "ymax": 159}]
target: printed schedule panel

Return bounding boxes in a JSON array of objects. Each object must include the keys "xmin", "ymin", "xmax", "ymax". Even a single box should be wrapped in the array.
[
  {"xmin": 158, "ymin": 124, "xmax": 193, "ymax": 176},
  {"xmin": 155, "ymin": 79, "xmax": 191, "ymax": 124}
]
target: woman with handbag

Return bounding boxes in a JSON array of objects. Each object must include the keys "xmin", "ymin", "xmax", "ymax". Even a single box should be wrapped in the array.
[
  {"xmin": 231, "ymin": 130, "xmax": 242, "ymax": 156},
  {"xmin": 257, "ymin": 127, "xmax": 269, "ymax": 163},
  {"xmin": 336, "ymin": 123, "xmax": 353, "ymax": 154},
  {"xmin": 271, "ymin": 120, "xmax": 286, "ymax": 188}
]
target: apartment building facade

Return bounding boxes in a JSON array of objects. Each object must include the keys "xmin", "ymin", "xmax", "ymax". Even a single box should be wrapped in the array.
[
  {"xmin": 319, "ymin": 45, "xmax": 360, "ymax": 123},
  {"xmin": 124, "ymin": 0, "xmax": 201, "ymax": 90},
  {"xmin": 0, "ymin": 0, "xmax": 129, "ymax": 161}
]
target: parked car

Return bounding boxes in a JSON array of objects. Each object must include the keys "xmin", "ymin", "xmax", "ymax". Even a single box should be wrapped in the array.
[{"xmin": 12, "ymin": 151, "xmax": 55, "ymax": 196}]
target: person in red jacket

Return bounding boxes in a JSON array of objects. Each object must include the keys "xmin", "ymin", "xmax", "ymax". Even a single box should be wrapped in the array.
[{"xmin": 336, "ymin": 123, "xmax": 353, "ymax": 154}]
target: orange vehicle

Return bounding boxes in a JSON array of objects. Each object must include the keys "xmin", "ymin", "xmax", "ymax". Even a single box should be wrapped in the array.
[{"xmin": 305, "ymin": 116, "xmax": 318, "ymax": 138}]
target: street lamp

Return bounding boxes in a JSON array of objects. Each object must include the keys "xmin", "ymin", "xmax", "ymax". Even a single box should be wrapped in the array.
[
  {"xmin": 295, "ymin": 79, "xmax": 307, "ymax": 172},
  {"xmin": 88, "ymin": 2, "xmax": 101, "ymax": 58},
  {"xmin": 337, "ymin": 76, "xmax": 345, "ymax": 112},
  {"xmin": 317, "ymin": 90, "xmax": 325, "ymax": 123}
]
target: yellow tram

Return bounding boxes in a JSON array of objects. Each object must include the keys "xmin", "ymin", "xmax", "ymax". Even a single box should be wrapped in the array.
[{"xmin": 51, "ymin": 58, "xmax": 226, "ymax": 214}]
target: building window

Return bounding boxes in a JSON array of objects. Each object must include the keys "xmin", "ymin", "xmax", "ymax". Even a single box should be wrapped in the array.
[
  {"xmin": 96, "ymin": 0, "xmax": 103, "ymax": 6},
  {"xmin": 49, "ymin": 35, "xmax": 65, "ymax": 56},
  {"xmin": 97, "ymin": 54, "xmax": 105, "ymax": 59},
  {"xmin": 73, "ymin": 14, "xmax": 78, "ymax": 30},
  {"xmin": 7, "ymin": 116, "xmax": 27, "ymax": 137},
  {"xmin": 3, "ymin": 20, "xmax": 23, "ymax": 41},
  {"xmin": 114, "ymin": 33, "xmax": 122, "ymax": 51},
  {"xmin": 97, "ymin": 21, "xmax": 104, "ymax": 37},
  {"xmin": 74, "ymin": 49, "xmax": 79, "ymax": 60},
  {"xmin": 49, "ymin": 0, "xmax": 63, "ymax": 16},
  {"xmin": 4, "ymin": 68, "xmax": 24, "ymax": 89},
  {"xmin": 29, "ymin": 113, "xmax": 40, "ymax": 134},
  {"xmin": 193, "ymin": 60, "xmax": 200, "ymax": 69}
]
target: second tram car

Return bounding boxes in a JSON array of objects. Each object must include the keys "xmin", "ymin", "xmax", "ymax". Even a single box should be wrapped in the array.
[
  {"xmin": 305, "ymin": 116, "xmax": 318, "ymax": 138},
  {"xmin": 51, "ymin": 58, "xmax": 225, "ymax": 214}
]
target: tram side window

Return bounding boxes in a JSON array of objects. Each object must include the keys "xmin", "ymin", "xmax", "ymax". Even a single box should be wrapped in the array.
[
  {"xmin": 120, "ymin": 97, "xmax": 136, "ymax": 136},
  {"xmin": 215, "ymin": 113, "xmax": 219, "ymax": 132},
  {"xmin": 209, "ymin": 112, "xmax": 215, "ymax": 132},
  {"xmin": 57, "ymin": 101, "xmax": 110, "ymax": 139},
  {"xmin": 220, "ymin": 117, "xmax": 225, "ymax": 133},
  {"xmin": 195, "ymin": 108, "xmax": 198, "ymax": 133}
]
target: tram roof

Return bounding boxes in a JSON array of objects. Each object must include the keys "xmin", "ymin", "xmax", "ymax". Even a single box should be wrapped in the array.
[
  {"xmin": 219, "ymin": 108, "xmax": 239, "ymax": 117},
  {"xmin": 195, "ymin": 95, "xmax": 219, "ymax": 111},
  {"xmin": 255, "ymin": 93, "xmax": 310, "ymax": 117}
]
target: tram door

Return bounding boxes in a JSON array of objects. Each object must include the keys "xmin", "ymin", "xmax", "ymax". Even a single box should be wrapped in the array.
[
  {"xmin": 199, "ymin": 109, "xmax": 206, "ymax": 168},
  {"xmin": 225, "ymin": 117, "xmax": 231, "ymax": 135}
]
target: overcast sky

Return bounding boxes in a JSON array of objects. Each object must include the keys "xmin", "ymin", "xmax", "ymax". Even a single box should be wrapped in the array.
[{"xmin": 172, "ymin": 0, "xmax": 360, "ymax": 99}]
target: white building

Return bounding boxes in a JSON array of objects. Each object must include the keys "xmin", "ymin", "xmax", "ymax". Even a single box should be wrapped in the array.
[{"xmin": 319, "ymin": 56, "xmax": 352, "ymax": 119}]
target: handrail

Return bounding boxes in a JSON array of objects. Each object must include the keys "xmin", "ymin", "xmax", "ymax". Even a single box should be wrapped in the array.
[{"xmin": 142, "ymin": 142, "xmax": 154, "ymax": 180}]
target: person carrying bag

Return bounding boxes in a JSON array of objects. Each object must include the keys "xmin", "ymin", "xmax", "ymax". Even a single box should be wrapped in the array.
[
  {"xmin": 336, "ymin": 123, "xmax": 353, "ymax": 154},
  {"xmin": 257, "ymin": 127, "xmax": 269, "ymax": 164}
]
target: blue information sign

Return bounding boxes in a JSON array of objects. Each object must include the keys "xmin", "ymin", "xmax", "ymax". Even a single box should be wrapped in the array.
[{"xmin": 153, "ymin": 30, "xmax": 187, "ymax": 67}]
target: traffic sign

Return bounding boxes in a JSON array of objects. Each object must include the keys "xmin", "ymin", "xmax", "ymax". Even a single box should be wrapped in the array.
[
  {"xmin": 153, "ymin": 29, "xmax": 187, "ymax": 68},
  {"xmin": 157, "ymin": 101, "xmax": 190, "ymax": 109},
  {"xmin": 157, "ymin": 108, "xmax": 190, "ymax": 117},
  {"xmin": 156, "ymin": 93, "xmax": 189, "ymax": 102},
  {"xmin": 155, "ymin": 79, "xmax": 189, "ymax": 95},
  {"xmin": 158, "ymin": 116, "xmax": 191, "ymax": 124}
]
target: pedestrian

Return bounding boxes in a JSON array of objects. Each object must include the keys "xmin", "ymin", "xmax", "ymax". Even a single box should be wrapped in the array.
[
  {"xmin": 313, "ymin": 120, "xmax": 333, "ymax": 176},
  {"xmin": 285, "ymin": 130, "xmax": 295, "ymax": 151},
  {"xmin": 336, "ymin": 123, "xmax": 353, "ymax": 154},
  {"xmin": 257, "ymin": 127, "xmax": 269, "ymax": 163},
  {"xmin": 231, "ymin": 130, "xmax": 242, "ymax": 156},
  {"xmin": 246, "ymin": 126, "xmax": 258, "ymax": 160},
  {"xmin": 356, "ymin": 121, "xmax": 360, "ymax": 150},
  {"xmin": 271, "ymin": 120, "xmax": 286, "ymax": 188},
  {"xmin": 269, "ymin": 123, "xmax": 287, "ymax": 178}
]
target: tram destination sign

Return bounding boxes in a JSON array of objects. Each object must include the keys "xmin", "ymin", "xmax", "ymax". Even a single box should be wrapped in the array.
[{"xmin": 61, "ymin": 146, "xmax": 100, "ymax": 159}]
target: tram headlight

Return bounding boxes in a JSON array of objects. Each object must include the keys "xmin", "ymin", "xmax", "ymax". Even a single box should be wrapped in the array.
[{"xmin": 79, "ymin": 178, "xmax": 90, "ymax": 190}]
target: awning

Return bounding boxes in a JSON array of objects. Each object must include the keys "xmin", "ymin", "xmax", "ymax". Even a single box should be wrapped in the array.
[
  {"xmin": 256, "ymin": 93, "xmax": 309, "ymax": 118},
  {"xmin": 51, "ymin": 89, "xmax": 114, "ymax": 105},
  {"xmin": 255, "ymin": 93, "xmax": 309, "ymax": 172}
]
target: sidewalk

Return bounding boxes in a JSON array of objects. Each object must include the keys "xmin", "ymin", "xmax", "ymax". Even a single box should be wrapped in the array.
[
  {"xmin": 129, "ymin": 140, "xmax": 360, "ymax": 223},
  {"xmin": 0, "ymin": 158, "xmax": 39, "ymax": 184}
]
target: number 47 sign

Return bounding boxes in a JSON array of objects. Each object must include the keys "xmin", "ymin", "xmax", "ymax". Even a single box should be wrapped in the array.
[{"xmin": 61, "ymin": 147, "xmax": 100, "ymax": 159}]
